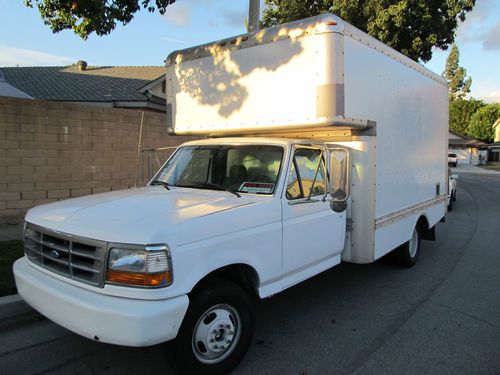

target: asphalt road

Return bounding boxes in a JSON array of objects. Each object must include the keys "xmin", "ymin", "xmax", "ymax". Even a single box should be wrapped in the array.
[{"xmin": 1, "ymin": 172, "xmax": 499, "ymax": 375}]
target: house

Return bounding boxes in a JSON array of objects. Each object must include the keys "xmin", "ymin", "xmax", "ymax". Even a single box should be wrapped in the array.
[
  {"xmin": 0, "ymin": 61, "xmax": 166, "ymax": 112},
  {"xmin": 0, "ymin": 70, "xmax": 32, "ymax": 99},
  {"xmin": 488, "ymin": 119, "xmax": 500, "ymax": 163},
  {"xmin": 448, "ymin": 131, "xmax": 489, "ymax": 165},
  {"xmin": 489, "ymin": 142, "xmax": 500, "ymax": 162}
]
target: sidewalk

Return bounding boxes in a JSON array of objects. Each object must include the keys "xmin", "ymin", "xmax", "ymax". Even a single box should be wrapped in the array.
[{"xmin": 451, "ymin": 164, "xmax": 500, "ymax": 175}]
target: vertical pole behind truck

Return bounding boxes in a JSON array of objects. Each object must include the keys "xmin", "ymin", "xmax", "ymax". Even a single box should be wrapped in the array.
[{"xmin": 248, "ymin": 0, "xmax": 260, "ymax": 32}]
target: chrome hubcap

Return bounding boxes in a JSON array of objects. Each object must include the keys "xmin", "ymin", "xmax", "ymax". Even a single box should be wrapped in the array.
[
  {"xmin": 409, "ymin": 229, "xmax": 419, "ymax": 258},
  {"xmin": 192, "ymin": 304, "xmax": 241, "ymax": 364}
]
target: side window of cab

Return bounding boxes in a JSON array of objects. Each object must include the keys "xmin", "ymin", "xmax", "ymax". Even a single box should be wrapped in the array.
[{"xmin": 286, "ymin": 148, "xmax": 326, "ymax": 200}]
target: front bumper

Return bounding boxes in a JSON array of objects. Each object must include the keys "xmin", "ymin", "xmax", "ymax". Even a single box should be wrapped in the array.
[{"xmin": 13, "ymin": 257, "xmax": 189, "ymax": 347}]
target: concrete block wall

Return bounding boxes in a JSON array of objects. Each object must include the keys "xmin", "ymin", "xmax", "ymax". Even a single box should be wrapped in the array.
[{"xmin": 0, "ymin": 97, "xmax": 197, "ymax": 224}]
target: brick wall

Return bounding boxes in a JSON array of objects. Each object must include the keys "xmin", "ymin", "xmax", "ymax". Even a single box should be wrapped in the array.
[{"xmin": 0, "ymin": 97, "xmax": 197, "ymax": 224}]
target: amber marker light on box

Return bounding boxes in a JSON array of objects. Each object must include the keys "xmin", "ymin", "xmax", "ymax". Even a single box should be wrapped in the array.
[{"xmin": 106, "ymin": 245, "xmax": 172, "ymax": 288}]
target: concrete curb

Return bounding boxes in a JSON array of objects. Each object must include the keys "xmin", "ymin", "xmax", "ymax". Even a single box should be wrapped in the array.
[
  {"xmin": 0, "ymin": 294, "xmax": 35, "ymax": 320},
  {"xmin": 455, "ymin": 170, "xmax": 500, "ymax": 175}
]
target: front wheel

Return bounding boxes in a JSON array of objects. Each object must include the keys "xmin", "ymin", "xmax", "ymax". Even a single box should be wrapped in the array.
[
  {"xmin": 167, "ymin": 279, "xmax": 255, "ymax": 375},
  {"xmin": 394, "ymin": 227, "xmax": 421, "ymax": 267}
]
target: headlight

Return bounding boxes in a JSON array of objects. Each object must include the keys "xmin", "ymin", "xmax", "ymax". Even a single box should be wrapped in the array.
[{"xmin": 106, "ymin": 244, "xmax": 172, "ymax": 287}]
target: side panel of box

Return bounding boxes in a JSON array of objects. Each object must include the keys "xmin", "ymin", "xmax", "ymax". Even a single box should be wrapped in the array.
[
  {"xmin": 168, "ymin": 32, "xmax": 345, "ymax": 134},
  {"xmin": 343, "ymin": 34, "xmax": 448, "ymax": 221}
]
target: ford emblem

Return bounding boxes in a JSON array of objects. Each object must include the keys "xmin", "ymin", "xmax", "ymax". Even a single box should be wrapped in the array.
[{"xmin": 49, "ymin": 250, "xmax": 60, "ymax": 259}]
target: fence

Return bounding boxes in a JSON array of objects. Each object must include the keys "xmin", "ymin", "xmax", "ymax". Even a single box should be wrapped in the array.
[{"xmin": 0, "ymin": 97, "xmax": 196, "ymax": 224}]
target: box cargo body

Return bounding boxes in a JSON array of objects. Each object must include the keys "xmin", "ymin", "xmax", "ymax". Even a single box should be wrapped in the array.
[{"xmin": 166, "ymin": 13, "xmax": 448, "ymax": 263}]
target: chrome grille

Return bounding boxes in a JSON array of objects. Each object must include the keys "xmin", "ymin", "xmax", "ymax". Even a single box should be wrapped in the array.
[{"xmin": 24, "ymin": 223, "xmax": 107, "ymax": 287}]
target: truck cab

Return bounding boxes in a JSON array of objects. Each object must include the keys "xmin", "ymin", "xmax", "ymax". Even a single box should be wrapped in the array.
[{"xmin": 15, "ymin": 136, "xmax": 350, "ymax": 371}]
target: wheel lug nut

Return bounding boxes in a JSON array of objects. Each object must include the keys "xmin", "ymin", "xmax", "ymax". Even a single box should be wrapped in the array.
[
  {"xmin": 229, "ymin": 331, "xmax": 234, "ymax": 335},
  {"xmin": 226, "ymin": 324, "xmax": 231, "ymax": 329},
  {"xmin": 210, "ymin": 339, "xmax": 215, "ymax": 343}
]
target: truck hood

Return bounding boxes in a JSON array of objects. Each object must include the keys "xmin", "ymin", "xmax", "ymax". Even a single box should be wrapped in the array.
[{"xmin": 26, "ymin": 187, "xmax": 277, "ymax": 245}]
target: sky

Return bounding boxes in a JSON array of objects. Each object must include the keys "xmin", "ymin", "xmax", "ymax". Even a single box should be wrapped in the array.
[{"xmin": 0, "ymin": 0, "xmax": 499, "ymax": 102}]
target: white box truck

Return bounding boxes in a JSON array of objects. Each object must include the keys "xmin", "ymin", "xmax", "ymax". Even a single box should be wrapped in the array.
[{"xmin": 14, "ymin": 14, "xmax": 448, "ymax": 374}]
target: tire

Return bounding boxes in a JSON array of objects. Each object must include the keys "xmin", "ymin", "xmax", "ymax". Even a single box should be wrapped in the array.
[
  {"xmin": 167, "ymin": 279, "xmax": 255, "ymax": 375},
  {"xmin": 453, "ymin": 190, "xmax": 457, "ymax": 202},
  {"xmin": 394, "ymin": 227, "xmax": 421, "ymax": 268},
  {"xmin": 448, "ymin": 197, "xmax": 453, "ymax": 211}
]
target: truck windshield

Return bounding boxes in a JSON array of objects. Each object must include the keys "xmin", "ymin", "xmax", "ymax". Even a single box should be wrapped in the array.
[{"xmin": 154, "ymin": 145, "xmax": 284, "ymax": 195}]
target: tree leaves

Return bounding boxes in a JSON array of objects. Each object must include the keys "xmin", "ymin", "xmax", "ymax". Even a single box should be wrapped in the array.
[
  {"xmin": 261, "ymin": 0, "xmax": 476, "ymax": 62},
  {"xmin": 444, "ymin": 44, "xmax": 472, "ymax": 100},
  {"xmin": 24, "ymin": 0, "xmax": 177, "ymax": 39},
  {"xmin": 449, "ymin": 98, "xmax": 484, "ymax": 135},
  {"xmin": 25, "ymin": 0, "xmax": 476, "ymax": 62},
  {"xmin": 467, "ymin": 104, "xmax": 500, "ymax": 142}
]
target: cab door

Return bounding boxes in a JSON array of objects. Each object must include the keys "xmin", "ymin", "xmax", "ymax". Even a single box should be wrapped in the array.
[{"xmin": 281, "ymin": 146, "xmax": 346, "ymax": 275}]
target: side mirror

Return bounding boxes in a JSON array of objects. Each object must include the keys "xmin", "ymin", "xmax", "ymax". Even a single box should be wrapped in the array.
[
  {"xmin": 451, "ymin": 174, "xmax": 458, "ymax": 180},
  {"xmin": 329, "ymin": 149, "xmax": 350, "ymax": 202}
]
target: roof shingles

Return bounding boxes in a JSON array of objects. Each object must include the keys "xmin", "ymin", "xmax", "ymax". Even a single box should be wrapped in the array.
[{"xmin": 1, "ymin": 65, "xmax": 165, "ymax": 102}]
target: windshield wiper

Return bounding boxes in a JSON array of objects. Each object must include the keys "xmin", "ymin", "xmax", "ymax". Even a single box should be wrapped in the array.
[
  {"xmin": 150, "ymin": 180, "xmax": 170, "ymax": 190},
  {"xmin": 179, "ymin": 182, "xmax": 241, "ymax": 198}
]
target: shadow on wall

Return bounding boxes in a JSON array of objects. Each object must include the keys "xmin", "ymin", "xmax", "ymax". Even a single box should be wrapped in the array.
[{"xmin": 171, "ymin": 21, "xmax": 313, "ymax": 118}]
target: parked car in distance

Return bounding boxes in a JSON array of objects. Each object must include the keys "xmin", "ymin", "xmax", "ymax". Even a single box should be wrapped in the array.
[
  {"xmin": 448, "ymin": 168, "xmax": 458, "ymax": 211},
  {"xmin": 448, "ymin": 152, "xmax": 458, "ymax": 167}
]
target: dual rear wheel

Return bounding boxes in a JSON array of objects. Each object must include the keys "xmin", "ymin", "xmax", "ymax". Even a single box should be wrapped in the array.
[{"xmin": 394, "ymin": 226, "xmax": 421, "ymax": 267}]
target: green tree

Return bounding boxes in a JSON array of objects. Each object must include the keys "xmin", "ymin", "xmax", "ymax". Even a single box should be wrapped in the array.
[
  {"xmin": 467, "ymin": 104, "xmax": 500, "ymax": 142},
  {"xmin": 449, "ymin": 98, "xmax": 484, "ymax": 135},
  {"xmin": 444, "ymin": 44, "xmax": 472, "ymax": 100},
  {"xmin": 24, "ymin": 0, "xmax": 177, "ymax": 39},
  {"xmin": 261, "ymin": 0, "xmax": 475, "ymax": 62}
]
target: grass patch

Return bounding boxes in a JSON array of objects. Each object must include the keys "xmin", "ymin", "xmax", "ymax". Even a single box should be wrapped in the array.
[
  {"xmin": 0, "ymin": 240, "xmax": 24, "ymax": 297},
  {"xmin": 479, "ymin": 164, "xmax": 500, "ymax": 171}
]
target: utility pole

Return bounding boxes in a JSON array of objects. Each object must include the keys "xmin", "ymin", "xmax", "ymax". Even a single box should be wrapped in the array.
[{"xmin": 248, "ymin": 0, "xmax": 260, "ymax": 32}]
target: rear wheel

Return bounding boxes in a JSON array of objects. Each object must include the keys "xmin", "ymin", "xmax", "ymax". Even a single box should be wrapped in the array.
[
  {"xmin": 167, "ymin": 279, "xmax": 255, "ymax": 375},
  {"xmin": 394, "ymin": 227, "xmax": 421, "ymax": 267}
]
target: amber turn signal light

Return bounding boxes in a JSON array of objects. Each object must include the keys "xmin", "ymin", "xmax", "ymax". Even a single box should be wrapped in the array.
[{"xmin": 106, "ymin": 270, "xmax": 172, "ymax": 287}]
